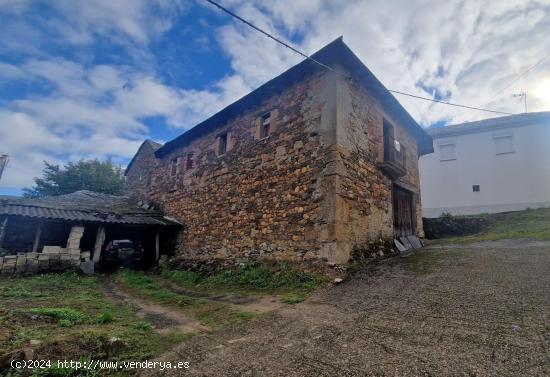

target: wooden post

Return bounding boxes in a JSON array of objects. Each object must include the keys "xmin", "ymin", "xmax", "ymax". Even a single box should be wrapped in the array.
[
  {"xmin": 0, "ymin": 217, "xmax": 8, "ymax": 248},
  {"xmin": 92, "ymin": 226, "xmax": 106, "ymax": 263},
  {"xmin": 155, "ymin": 228, "xmax": 160, "ymax": 261},
  {"xmin": 32, "ymin": 222, "xmax": 43, "ymax": 252}
]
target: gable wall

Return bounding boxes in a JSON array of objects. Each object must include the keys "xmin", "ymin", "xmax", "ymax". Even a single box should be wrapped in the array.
[{"xmin": 124, "ymin": 143, "xmax": 159, "ymax": 200}]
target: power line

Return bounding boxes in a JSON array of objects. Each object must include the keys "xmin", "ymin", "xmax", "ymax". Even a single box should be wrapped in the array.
[
  {"xmin": 204, "ymin": 0, "xmax": 515, "ymax": 116},
  {"xmin": 488, "ymin": 51, "xmax": 550, "ymax": 103},
  {"xmin": 203, "ymin": 0, "xmax": 335, "ymax": 73},
  {"xmin": 387, "ymin": 90, "xmax": 512, "ymax": 115}
]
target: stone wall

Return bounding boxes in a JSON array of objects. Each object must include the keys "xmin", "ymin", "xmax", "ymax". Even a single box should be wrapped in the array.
[
  {"xmin": 124, "ymin": 142, "xmax": 160, "ymax": 200},
  {"xmin": 317, "ymin": 71, "xmax": 425, "ymax": 262},
  {"xmin": 0, "ymin": 249, "xmax": 91, "ymax": 275},
  {"xmin": 0, "ymin": 225, "xmax": 89, "ymax": 275},
  {"xmin": 128, "ymin": 69, "xmax": 428, "ymax": 265},
  {"xmin": 148, "ymin": 72, "xmax": 335, "ymax": 263}
]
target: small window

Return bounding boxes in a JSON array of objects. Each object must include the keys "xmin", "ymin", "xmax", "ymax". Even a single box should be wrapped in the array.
[
  {"xmin": 186, "ymin": 152, "xmax": 194, "ymax": 170},
  {"xmin": 473, "ymin": 185, "xmax": 480, "ymax": 192},
  {"xmin": 170, "ymin": 158, "xmax": 178, "ymax": 176},
  {"xmin": 494, "ymin": 134, "xmax": 514, "ymax": 155},
  {"xmin": 260, "ymin": 113, "xmax": 271, "ymax": 138},
  {"xmin": 218, "ymin": 133, "xmax": 227, "ymax": 156},
  {"xmin": 439, "ymin": 142, "xmax": 456, "ymax": 161}
]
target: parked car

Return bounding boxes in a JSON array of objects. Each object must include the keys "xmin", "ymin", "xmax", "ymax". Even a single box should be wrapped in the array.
[{"xmin": 101, "ymin": 239, "xmax": 143, "ymax": 269}]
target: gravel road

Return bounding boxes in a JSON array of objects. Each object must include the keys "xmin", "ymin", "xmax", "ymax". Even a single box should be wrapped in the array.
[{"xmin": 141, "ymin": 241, "xmax": 550, "ymax": 377}]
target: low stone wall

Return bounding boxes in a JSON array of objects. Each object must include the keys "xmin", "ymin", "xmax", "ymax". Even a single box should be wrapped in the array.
[
  {"xmin": 0, "ymin": 247, "xmax": 91, "ymax": 275},
  {"xmin": 423, "ymin": 215, "xmax": 489, "ymax": 239}
]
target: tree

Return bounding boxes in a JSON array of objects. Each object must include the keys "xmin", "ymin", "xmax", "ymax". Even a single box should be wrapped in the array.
[{"xmin": 23, "ymin": 159, "xmax": 124, "ymax": 198}]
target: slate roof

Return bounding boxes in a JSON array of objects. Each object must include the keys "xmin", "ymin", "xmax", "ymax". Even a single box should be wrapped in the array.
[
  {"xmin": 155, "ymin": 37, "xmax": 433, "ymax": 158},
  {"xmin": 427, "ymin": 112, "xmax": 550, "ymax": 138},
  {"xmin": 0, "ymin": 190, "xmax": 181, "ymax": 226}
]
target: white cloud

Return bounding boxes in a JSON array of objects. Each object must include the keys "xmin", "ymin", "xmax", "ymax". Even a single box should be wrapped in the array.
[
  {"xmin": 211, "ymin": 0, "xmax": 550, "ymax": 125},
  {"xmin": 1, "ymin": 0, "xmax": 550, "ymax": 193}
]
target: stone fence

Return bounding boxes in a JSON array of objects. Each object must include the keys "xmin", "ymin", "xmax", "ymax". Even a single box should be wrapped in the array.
[{"xmin": 0, "ymin": 247, "xmax": 91, "ymax": 275}]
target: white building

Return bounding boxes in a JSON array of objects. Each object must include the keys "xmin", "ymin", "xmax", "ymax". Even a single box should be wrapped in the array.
[{"xmin": 420, "ymin": 112, "xmax": 550, "ymax": 218}]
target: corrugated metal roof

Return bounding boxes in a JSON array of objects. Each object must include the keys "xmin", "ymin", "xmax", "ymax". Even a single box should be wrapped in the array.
[{"xmin": 0, "ymin": 191, "xmax": 182, "ymax": 226}]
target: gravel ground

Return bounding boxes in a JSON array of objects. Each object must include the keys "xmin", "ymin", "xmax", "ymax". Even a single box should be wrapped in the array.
[{"xmin": 140, "ymin": 241, "xmax": 550, "ymax": 377}]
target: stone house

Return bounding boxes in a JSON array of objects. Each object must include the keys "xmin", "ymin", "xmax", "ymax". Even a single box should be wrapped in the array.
[{"xmin": 125, "ymin": 37, "xmax": 433, "ymax": 265}]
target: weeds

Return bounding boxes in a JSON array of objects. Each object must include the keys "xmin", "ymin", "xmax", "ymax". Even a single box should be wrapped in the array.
[
  {"xmin": 162, "ymin": 263, "xmax": 323, "ymax": 296},
  {"xmin": 27, "ymin": 307, "xmax": 86, "ymax": 326},
  {"xmin": 95, "ymin": 312, "xmax": 114, "ymax": 324}
]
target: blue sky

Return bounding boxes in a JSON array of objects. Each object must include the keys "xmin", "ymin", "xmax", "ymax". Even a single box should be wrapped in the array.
[{"xmin": 1, "ymin": 0, "xmax": 549, "ymax": 195}]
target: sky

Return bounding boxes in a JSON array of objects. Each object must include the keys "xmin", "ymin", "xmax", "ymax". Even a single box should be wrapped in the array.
[{"xmin": 0, "ymin": 0, "xmax": 549, "ymax": 195}]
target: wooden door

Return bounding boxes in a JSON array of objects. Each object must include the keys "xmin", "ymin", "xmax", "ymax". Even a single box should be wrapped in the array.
[{"xmin": 393, "ymin": 185, "xmax": 415, "ymax": 238}]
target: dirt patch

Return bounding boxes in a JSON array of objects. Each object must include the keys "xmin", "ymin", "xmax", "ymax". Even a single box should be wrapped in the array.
[
  {"xmin": 140, "ymin": 243, "xmax": 550, "ymax": 376},
  {"xmin": 100, "ymin": 276, "xmax": 208, "ymax": 334}
]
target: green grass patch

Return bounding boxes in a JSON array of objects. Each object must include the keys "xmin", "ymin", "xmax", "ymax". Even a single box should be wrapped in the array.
[
  {"xmin": 0, "ymin": 272, "xmax": 188, "ymax": 370},
  {"xmin": 432, "ymin": 208, "xmax": 550, "ymax": 243},
  {"xmin": 162, "ymin": 263, "xmax": 324, "ymax": 297},
  {"xmin": 116, "ymin": 269, "xmax": 259, "ymax": 329},
  {"xmin": 27, "ymin": 307, "xmax": 86, "ymax": 326},
  {"xmin": 96, "ymin": 312, "xmax": 114, "ymax": 324},
  {"xmin": 116, "ymin": 269, "xmax": 192, "ymax": 306}
]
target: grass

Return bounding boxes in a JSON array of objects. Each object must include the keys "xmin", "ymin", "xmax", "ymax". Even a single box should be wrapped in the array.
[
  {"xmin": 161, "ymin": 263, "xmax": 324, "ymax": 298},
  {"xmin": 115, "ymin": 269, "xmax": 255, "ymax": 330},
  {"xmin": 432, "ymin": 208, "xmax": 550, "ymax": 243},
  {"xmin": 26, "ymin": 307, "xmax": 86, "ymax": 326},
  {"xmin": 0, "ymin": 272, "xmax": 186, "ymax": 376},
  {"xmin": 115, "ymin": 269, "xmax": 192, "ymax": 306}
]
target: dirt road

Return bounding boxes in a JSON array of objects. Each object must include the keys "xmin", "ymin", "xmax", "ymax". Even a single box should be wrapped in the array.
[{"xmin": 141, "ymin": 241, "xmax": 550, "ymax": 376}]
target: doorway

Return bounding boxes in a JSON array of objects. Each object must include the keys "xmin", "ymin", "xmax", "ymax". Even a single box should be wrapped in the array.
[{"xmin": 392, "ymin": 185, "xmax": 416, "ymax": 238}]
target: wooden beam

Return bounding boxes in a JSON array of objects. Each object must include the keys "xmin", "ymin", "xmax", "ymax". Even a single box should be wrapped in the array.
[
  {"xmin": 155, "ymin": 228, "xmax": 160, "ymax": 261},
  {"xmin": 32, "ymin": 222, "xmax": 43, "ymax": 253},
  {"xmin": 92, "ymin": 226, "xmax": 106, "ymax": 263},
  {"xmin": 0, "ymin": 217, "xmax": 8, "ymax": 248}
]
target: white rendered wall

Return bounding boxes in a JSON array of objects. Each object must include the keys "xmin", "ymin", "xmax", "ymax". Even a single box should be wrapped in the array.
[{"xmin": 420, "ymin": 122, "xmax": 550, "ymax": 217}]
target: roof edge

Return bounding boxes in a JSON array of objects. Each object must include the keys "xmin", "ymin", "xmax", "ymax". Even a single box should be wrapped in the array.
[{"xmin": 427, "ymin": 112, "xmax": 550, "ymax": 138}]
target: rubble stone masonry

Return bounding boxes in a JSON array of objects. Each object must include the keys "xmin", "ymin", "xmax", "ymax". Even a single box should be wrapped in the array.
[{"xmin": 126, "ymin": 68, "xmax": 427, "ymax": 265}]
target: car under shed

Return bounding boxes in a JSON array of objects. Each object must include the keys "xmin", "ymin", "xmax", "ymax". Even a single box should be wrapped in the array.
[{"xmin": 0, "ymin": 190, "xmax": 182, "ymax": 274}]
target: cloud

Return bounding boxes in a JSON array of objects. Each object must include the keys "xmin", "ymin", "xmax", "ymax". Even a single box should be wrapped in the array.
[
  {"xmin": 1, "ymin": 0, "xmax": 550, "ymax": 193},
  {"xmin": 211, "ymin": 0, "xmax": 550, "ymax": 125}
]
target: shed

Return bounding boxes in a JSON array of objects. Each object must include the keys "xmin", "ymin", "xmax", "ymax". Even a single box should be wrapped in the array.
[{"xmin": 0, "ymin": 191, "xmax": 182, "ymax": 272}]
